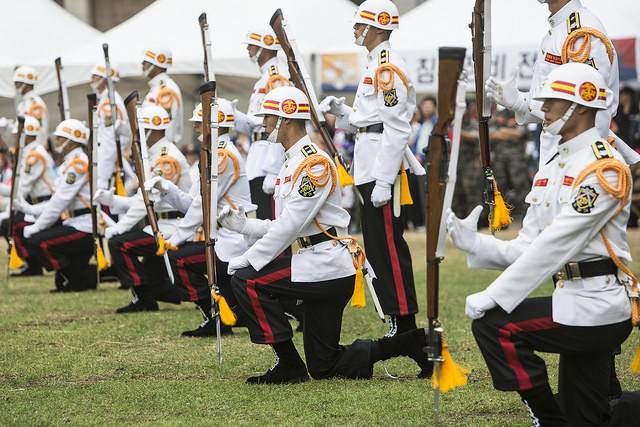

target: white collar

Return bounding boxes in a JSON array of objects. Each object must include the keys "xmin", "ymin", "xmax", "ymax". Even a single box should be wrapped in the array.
[
  {"xmin": 260, "ymin": 57, "xmax": 280, "ymax": 75},
  {"xmin": 558, "ymin": 127, "xmax": 600, "ymax": 159},
  {"xmin": 148, "ymin": 72, "xmax": 169, "ymax": 88},
  {"xmin": 64, "ymin": 146, "xmax": 84, "ymax": 161},
  {"xmin": 367, "ymin": 40, "xmax": 391, "ymax": 63},
  {"xmin": 284, "ymin": 135, "xmax": 312, "ymax": 160},
  {"xmin": 549, "ymin": 0, "xmax": 582, "ymax": 28}
]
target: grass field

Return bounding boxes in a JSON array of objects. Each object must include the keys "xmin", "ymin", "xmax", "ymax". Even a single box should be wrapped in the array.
[{"xmin": 1, "ymin": 230, "xmax": 639, "ymax": 426}]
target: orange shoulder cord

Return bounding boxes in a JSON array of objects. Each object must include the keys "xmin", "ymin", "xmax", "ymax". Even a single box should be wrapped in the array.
[
  {"xmin": 157, "ymin": 87, "xmax": 180, "ymax": 110},
  {"xmin": 373, "ymin": 64, "xmax": 410, "ymax": 96},
  {"xmin": 562, "ymin": 27, "xmax": 615, "ymax": 65},
  {"xmin": 154, "ymin": 157, "xmax": 182, "ymax": 183},
  {"xmin": 218, "ymin": 148, "xmax": 241, "ymax": 210},
  {"xmin": 24, "ymin": 151, "xmax": 54, "ymax": 192},
  {"xmin": 290, "ymin": 154, "xmax": 367, "ymax": 308},
  {"xmin": 99, "ymin": 99, "xmax": 125, "ymax": 121},
  {"xmin": 266, "ymin": 75, "xmax": 291, "ymax": 91},
  {"xmin": 28, "ymin": 103, "xmax": 46, "ymax": 120},
  {"xmin": 62, "ymin": 158, "xmax": 91, "ymax": 210}
]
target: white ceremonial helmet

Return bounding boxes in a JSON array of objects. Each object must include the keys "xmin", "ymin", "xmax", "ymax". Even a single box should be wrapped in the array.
[
  {"xmin": 140, "ymin": 105, "xmax": 171, "ymax": 130},
  {"xmin": 13, "ymin": 66, "xmax": 38, "ymax": 85},
  {"xmin": 242, "ymin": 27, "xmax": 281, "ymax": 51},
  {"xmin": 354, "ymin": 0, "xmax": 399, "ymax": 30},
  {"xmin": 257, "ymin": 86, "xmax": 311, "ymax": 120},
  {"xmin": 189, "ymin": 103, "xmax": 203, "ymax": 123},
  {"xmin": 217, "ymin": 98, "xmax": 235, "ymax": 128},
  {"xmin": 533, "ymin": 62, "xmax": 612, "ymax": 110},
  {"xmin": 142, "ymin": 47, "xmax": 173, "ymax": 69},
  {"xmin": 91, "ymin": 64, "xmax": 120, "ymax": 82},
  {"xmin": 54, "ymin": 119, "xmax": 89, "ymax": 144},
  {"xmin": 23, "ymin": 116, "xmax": 41, "ymax": 137}
]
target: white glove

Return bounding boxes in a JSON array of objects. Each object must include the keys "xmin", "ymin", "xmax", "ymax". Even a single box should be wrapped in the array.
[
  {"xmin": 485, "ymin": 67, "xmax": 528, "ymax": 114},
  {"xmin": 262, "ymin": 174, "xmax": 277, "ymax": 195},
  {"xmin": 94, "ymin": 189, "xmax": 115, "ymax": 207},
  {"xmin": 370, "ymin": 181, "xmax": 392, "ymax": 208},
  {"xmin": 465, "ymin": 291, "xmax": 497, "ymax": 320},
  {"xmin": 218, "ymin": 205, "xmax": 247, "ymax": 233},
  {"xmin": 23, "ymin": 224, "xmax": 39, "ymax": 239},
  {"xmin": 446, "ymin": 205, "xmax": 483, "ymax": 253},
  {"xmin": 144, "ymin": 176, "xmax": 177, "ymax": 197},
  {"xmin": 227, "ymin": 255, "xmax": 250, "ymax": 275},
  {"xmin": 319, "ymin": 96, "xmax": 346, "ymax": 116},
  {"xmin": 105, "ymin": 225, "xmax": 125, "ymax": 239}
]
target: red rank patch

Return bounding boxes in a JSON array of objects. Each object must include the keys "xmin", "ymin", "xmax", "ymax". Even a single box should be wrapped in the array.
[
  {"xmin": 545, "ymin": 52, "xmax": 562, "ymax": 65},
  {"xmin": 363, "ymin": 77, "xmax": 373, "ymax": 85},
  {"xmin": 283, "ymin": 176, "xmax": 292, "ymax": 183},
  {"xmin": 563, "ymin": 176, "xmax": 574, "ymax": 186},
  {"xmin": 534, "ymin": 178, "xmax": 548, "ymax": 187}
]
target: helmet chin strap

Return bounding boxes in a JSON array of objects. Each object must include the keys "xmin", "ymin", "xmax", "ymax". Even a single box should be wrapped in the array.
[
  {"xmin": 267, "ymin": 117, "xmax": 283, "ymax": 144},
  {"xmin": 543, "ymin": 102, "xmax": 577, "ymax": 136},
  {"xmin": 250, "ymin": 48, "xmax": 264, "ymax": 64},
  {"xmin": 355, "ymin": 25, "xmax": 370, "ymax": 46}
]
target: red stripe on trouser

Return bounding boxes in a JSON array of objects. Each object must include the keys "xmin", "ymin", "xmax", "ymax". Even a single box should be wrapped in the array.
[
  {"xmin": 12, "ymin": 221, "xmax": 30, "ymax": 257},
  {"xmin": 382, "ymin": 203, "xmax": 408, "ymax": 315},
  {"xmin": 39, "ymin": 231, "xmax": 88, "ymax": 270},
  {"xmin": 246, "ymin": 267, "xmax": 291, "ymax": 344},
  {"xmin": 271, "ymin": 197, "xmax": 275, "ymax": 220},
  {"xmin": 498, "ymin": 317, "xmax": 558, "ymax": 390},
  {"xmin": 120, "ymin": 237, "xmax": 156, "ymax": 286},
  {"xmin": 176, "ymin": 254, "xmax": 206, "ymax": 302}
]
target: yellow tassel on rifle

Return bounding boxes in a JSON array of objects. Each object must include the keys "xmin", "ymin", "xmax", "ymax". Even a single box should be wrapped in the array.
[
  {"xmin": 432, "ymin": 338, "xmax": 469, "ymax": 393},
  {"xmin": 351, "ymin": 268, "xmax": 366, "ymax": 308},
  {"xmin": 490, "ymin": 186, "xmax": 512, "ymax": 232},
  {"xmin": 115, "ymin": 174, "xmax": 126, "ymax": 196},
  {"xmin": 399, "ymin": 167, "xmax": 413, "ymax": 206},
  {"xmin": 155, "ymin": 234, "xmax": 167, "ymax": 256},
  {"xmin": 337, "ymin": 162, "xmax": 354, "ymax": 187},
  {"xmin": 631, "ymin": 345, "xmax": 640, "ymax": 374},
  {"xmin": 214, "ymin": 293, "xmax": 237, "ymax": 326},
  {"xmin": 96, "ymin": 244, "xmax": 109, "ymax": 271},
  {"xmin": 9, "ymin": 244, "xmax": 25, "ymax": 270}
]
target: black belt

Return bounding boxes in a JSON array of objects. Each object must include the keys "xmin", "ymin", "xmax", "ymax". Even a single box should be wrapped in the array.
[
  {"xmin": 253, "ymin": 132, "xmax": 269, "ymax": 142},
  {"xmin": 142, "ymin": 211, "xmax": 183, "ymax": 227},
  {"xmin": 31, "ymin": 195, "xmax": 51, "ymax": 204},
  {"xmin": 552, "ymin": 258, "xmax": 618, "ymax": 284},
  {"xmin": 67, "ymin": 208, "xmax": 91, "ymax": 218},
  {"xmin": 297, "ymin": 227, "xmax": 336, "ymax": 248},
  {"xmin": 357, "ymin": 123, "xmax": 384, "ymax": 134}
]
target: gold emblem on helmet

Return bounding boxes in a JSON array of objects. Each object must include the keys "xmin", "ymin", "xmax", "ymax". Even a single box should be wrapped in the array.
[
  {"xmin": 579, "ymin": 82, "xmax": 597, "ymax": 102},
  {"xmin": 377, "ymin": 12, "xmax": 391, "ymax": 26},
  {"xmin": 281, "ymin": 99, "xmax": 298, "ymax": 115}
]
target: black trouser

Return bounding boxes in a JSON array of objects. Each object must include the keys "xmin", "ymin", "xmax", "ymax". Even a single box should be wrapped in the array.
[
  {"xmin": 27, "ymin": 225, "xmax": 94, "ymax": 290},
  {"xmin": 357, "ymin": 181, "xmax": 418, "ymax": 316},
  {"xmin": 249, "ymin": 177, "xmax": 274, "ymax": 220},
  {"xmin": 472, "ymin": 297, "xmax": 632, "ymax": 427},
  {"xmin": 109, "ymin": 229, "xmax": 160, "ymax": 289},
  {"xmin": 232, "ymin": 256, "xmax": 374, "ymax": 379},
  {"xmin": 2, "ymin": 212, "xmax": 43, "ymax": 272}
]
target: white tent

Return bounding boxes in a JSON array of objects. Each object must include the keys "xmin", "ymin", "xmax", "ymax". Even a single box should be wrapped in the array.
[
  {"xmin": 31, "ymin": 0, "xmax": 357, "ymax": 94},
  {"xmin": 0, "ymin": 0, "xmax": 102, "ymax": 97}
]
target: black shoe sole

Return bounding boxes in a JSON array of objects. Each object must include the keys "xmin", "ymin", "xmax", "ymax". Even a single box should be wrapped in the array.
[{"xmin": 246, "ymin": 374, "xmax": 309, "ymax": 385}]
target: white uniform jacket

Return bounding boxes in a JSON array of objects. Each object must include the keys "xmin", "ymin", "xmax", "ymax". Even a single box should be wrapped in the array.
[
  {"xmin": 335, "ymin": 41, "xmax": 425, "ymax": 186},
  {"xmin": 143, "ymin": 73, "xmax": 183, "ymax": 143},
  {"xmin": 243, "ymin": 136, "xmax": 356, "ymax": 283},
  {"xmin": 466, "ymin": 128, "xmax": 632, "ymax": 326},
  {"xmin": 166, "ymin": 134, "xmax": 254, "ymax": 261},
  {"xmin": 17, "ymin": 91, "xmax": 48, "ymax": 146},
  {"xmin": 31, "ymin": 147, "xmax": 92, "ymax": 233},
  {"xmin": 96, "ymin": 90, "xmax": 132, "ymax": 189}
]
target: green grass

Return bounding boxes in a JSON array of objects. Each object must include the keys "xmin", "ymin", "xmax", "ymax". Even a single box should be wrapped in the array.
[{"xmin": 1, "ymin": 230, "xmax": 639, "ymax": 426}]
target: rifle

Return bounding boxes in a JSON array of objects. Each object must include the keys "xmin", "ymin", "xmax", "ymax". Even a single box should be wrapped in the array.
[
  {"xmin": 270, "ymin": 8, "xmax": 354, "ymax": 188},
  {"xmin": 471, "ymin": 0, "xmax": 510, "ymax": 231},
  {"xmin": 425, "ymin": 47, "xmax": 469, "ymax": 425},
  {"xmin": 102, "ymin": 43, "xmax": 127, "ymax": 197},
  {"xmin": 54, "ymin": 58, "xmax": 71, "ymax": 121},
  {"xmin": 123, "ymin": 91, "xmax": 175, "ymax": 285},
  {"xmin": 198, "ymin": 13, "xmax": 215, "ymax": 83},
  {"xmin": 6, "ymin": 117, "xmax": 26, "ymax": 277}
]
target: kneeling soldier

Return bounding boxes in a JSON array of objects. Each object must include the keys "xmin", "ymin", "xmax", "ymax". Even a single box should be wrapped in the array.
[{"xmin": 447, "ymin": 63, "xmax": 636, "ymax": 426}]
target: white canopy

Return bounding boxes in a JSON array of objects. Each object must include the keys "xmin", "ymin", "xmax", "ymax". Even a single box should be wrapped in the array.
[
  {"xmin": 0, "ymin": 0, "xmax": 102, "ymax": 97},
  {"xmin": 30, "ymin": 0, "xmax": 357, "ymax": 95}
]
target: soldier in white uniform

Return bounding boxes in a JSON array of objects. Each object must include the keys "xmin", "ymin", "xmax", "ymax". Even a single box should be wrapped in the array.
[
  {"xmin": 320, "ymin": 0, "xmax": 425, "ymax": 338},
  {"xmin": 146, "ymin": 98, "xmax": 254, "ymax": 337},
  {"xmin": 219, "ymin": 87, "xmax": 432, "ymax": 384},
  {"xmin": 13, "ymin": 66, "xmax": 48, "ymax": 147},
  {"xmin": 20, "ymin": 119, "xmax": 96, "ymax": 292},
  {"xmin": 239, "ymin": 27, "xmax": 289, "ymax": 220},
  {"xmin": 95, "ymin": 106, "xmax": 191, "ymax": 313},
  {"xmin": 89, "ymin": 64, "xmax": 133, "ymax": 191},
  {"xmin": 487, "ymin": 0, "xmax": 640, "ymax": 167},
  {"xmin": 448, "ymin": 64, "xmax": 635, "ymax": 426},
  {"xmin": 141, "ymin": 48, "xmax": 183, "ymax": 144}
]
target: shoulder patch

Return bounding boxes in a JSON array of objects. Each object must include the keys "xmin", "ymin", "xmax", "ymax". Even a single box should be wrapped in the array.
[
  {"xmin": 572, "ymin": 185, "xmax": 598, "ymax": 214},
  {"xmin": 544, "ymin": 52, "xmax": 563, "ymax": 65},
  {"xmin": 298, "ymin": 175, "xmax": 316, "ymax": 198},
  {"xmin": 66, "ymin": 172, "xmax": 76, "ymax": 185},
  {"xmin": 301, "ymin": 145, "xmax": 317, "ymax": 157},
  {"xmin": 383, "ymin": 88, "xmax": 399, "ymax": 107},
  {"xmin": 591, "ymin": 141, "xmax": 613, "ymax": 160},
  {"xmin": 567, "ymin": 12, "xmax": 581, "ymax": 34},
  {"xmin": 378, "ymin": 49, "xmax": 389, "ymax": 65},
  {"xmin": 269, "ymin": 65, "xmax": 279, "ymax": 76}
]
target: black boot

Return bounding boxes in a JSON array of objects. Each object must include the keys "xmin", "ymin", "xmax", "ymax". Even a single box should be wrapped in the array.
[
  {"xmin": 98, "ymin": 266, "xmax": 120, "ymax": 284},
  {"xmin": 385, "ymin": 314, "xmax": 417, "ymax": 337},
  {"xmin": 10, "ymin": 257, "xmax": 43, "ymax": 277},
  {"xmin": 181, "ymin": 302, "xmax": 232, "ymax": 337},
  {"xmin": 116, "ymin": 287, "xmax": 158, "ymax": 313},
  {"xmin": 372, "ymin": 328, "xmax": 433, "ymax": 378},
  {"xmin": 518, "ymin": 384, "xmax": 569, "ymax": 427},
  {"xmin": 246, "ymin": 340, "xmax": 309, "ymax": 384}
]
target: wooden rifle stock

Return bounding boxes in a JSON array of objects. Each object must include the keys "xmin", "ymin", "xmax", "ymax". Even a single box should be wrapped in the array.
[
  {"xmin": 7, "ymin": 116, "xmax": 25, "ymax": 244},
  {"xmin": 54, "ymin": 57, "xmax": 70, "ymax": 121},
  {"xmin": 102, "ymin": 44, "xmax": 126, "ymax": 192},
  {"xmin": 199, "ymin": 82, "xmax": 217, "ymax": 289},
  {"xmin": 87, "ymin": 94, "xmax": 98, "ymax": 239}
]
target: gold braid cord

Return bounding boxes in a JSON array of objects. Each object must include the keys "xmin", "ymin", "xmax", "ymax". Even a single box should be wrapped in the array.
[
  {"xmin": 218, "ymin": 148, "xmax": 241, "ymax": 210},
  {"xmin": 154, "ymin": 157, "xmax": 181, "ymax": 183},
  {"xmin": 266, "ymin": 75, "xmax": 291, "ymax": 91},
  {"xmin": 373, "ymin": 64, "xmax": 410, "ymax": 96},
  {"xmin": 25, "ymin": 151, "xmax": 54, "ymax": 192},
  {"xmin": 156, "ymin": 87, "xmax": 180, "ymax": 110},
  {"xmin": 562, "ymin": 27, "xmax": 615, "ymax": 65},
  {"xmin": 575, "ymin": 158, "xmax": 639, "ymax": 325}
]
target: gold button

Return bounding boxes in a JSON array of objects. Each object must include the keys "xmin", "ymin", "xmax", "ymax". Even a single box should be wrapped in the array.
[
  {"xmin": 559, "ymin": 162, "xmax": 566, "ymax": 168},
  {"xmin": 557, "ymin": 281, "xmax": 564, "ymax": 288},
  {"xmin": 545, "ymin": 202, "xmax": 550, "ymax": 207},
  {"xmin": 533, "ymin": 198, "xmax": 538, "ymax": 202}
]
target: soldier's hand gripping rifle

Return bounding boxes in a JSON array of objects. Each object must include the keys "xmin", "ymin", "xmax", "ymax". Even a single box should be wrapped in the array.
[
  {"xmin": 54, "ymin": 57, "xmax": 71, "ymax": 121},
  {"xmin": 425, "ymin": 47, "xmax": 469, "ymax": 425},
  {"xmin": 102, "ymin": 44, "xmax": 127, "ymax": 197},
  {"xmin": 270, "ymin": 8, "xmax": 354, "ymax": 188},
  {"xmin": 6, "ymin": 117, "xmax": 26, "ymax": 276},
  {"xmin": 124, "ymin": 91, "xmax": 175, "ymax": 285},
  {"xmin": 471, "ymin": 0, "xmax": 510, "ymax": 232}
]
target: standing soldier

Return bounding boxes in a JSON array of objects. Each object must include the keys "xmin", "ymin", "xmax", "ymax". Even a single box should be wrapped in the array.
[
  {"xmin": 20, "ymin": 119, "xmax": 96, "ymax": 292},
  {"xmin": 238, "ymin": 26, "xmax": 289, "ymax": 220},
  {"xmin": 14, "ymin": 66, "xmax": 48, "ymax": 146},
  {"xmin": 320, "ymin": 0, "xmax": 424, "ymax": 337},
  {"xmin": 448, "ymin": 63, "xmax": 635, "ymax": 427},
  {"xmin": 141, "ymin": 48, "xmax": 183, "ymax": 143},
  {"xmin": 95, "ymin": 105, "xmax": 191, "ymax": 313}
]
